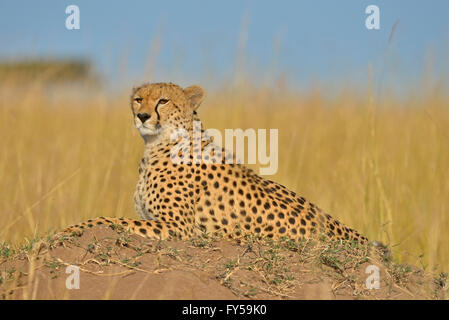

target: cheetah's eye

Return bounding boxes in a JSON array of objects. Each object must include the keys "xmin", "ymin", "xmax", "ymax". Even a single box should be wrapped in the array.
[
  {"xmin": 134, "ymin": 97, "xmax": 143, "ymax": 104},
  {"xmin": 158, "ymin": 99, "xmax": 169, "ymax": 105}
]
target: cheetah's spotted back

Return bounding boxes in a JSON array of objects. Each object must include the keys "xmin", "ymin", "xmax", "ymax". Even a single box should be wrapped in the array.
[{"xmin": 59, "ymin": 82, "xmax": 368, "ymax": 245}]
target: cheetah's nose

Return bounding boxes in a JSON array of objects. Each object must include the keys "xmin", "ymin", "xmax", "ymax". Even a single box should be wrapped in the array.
[{"xmin": 137, "ymin": 113, "xmax": 151, "ymax": 123}]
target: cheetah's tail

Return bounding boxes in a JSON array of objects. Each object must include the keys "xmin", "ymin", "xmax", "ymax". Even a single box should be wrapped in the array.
[{"xmin": 53, "ymin": 217, "xmax": 180, "ymax": 240}]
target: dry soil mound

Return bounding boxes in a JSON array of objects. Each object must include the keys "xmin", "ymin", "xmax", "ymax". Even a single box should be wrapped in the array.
[{"xmin": 0, "ymin": 225, "xmax": 446, "ymax": 300}]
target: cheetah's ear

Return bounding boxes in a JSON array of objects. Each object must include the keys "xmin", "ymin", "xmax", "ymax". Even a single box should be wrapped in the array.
[{"xmin": 184, "ymin": 85, "xmax": 205, "ymax": 110}]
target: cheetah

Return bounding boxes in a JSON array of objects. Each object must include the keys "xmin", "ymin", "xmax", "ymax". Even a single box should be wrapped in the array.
[{"xmin": 59, "ymin": 82, "xmax": 369, "ymax": 245}]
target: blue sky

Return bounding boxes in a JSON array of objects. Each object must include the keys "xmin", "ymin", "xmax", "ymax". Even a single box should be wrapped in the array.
[{"xmin": 1, "ymin": 0, "xmax": 448, "ymax": 91}]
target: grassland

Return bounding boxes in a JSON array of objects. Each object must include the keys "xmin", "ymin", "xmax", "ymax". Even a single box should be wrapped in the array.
[{"xmin": 0, "ymin": 77, "xmax": 448, "ymax": 276}]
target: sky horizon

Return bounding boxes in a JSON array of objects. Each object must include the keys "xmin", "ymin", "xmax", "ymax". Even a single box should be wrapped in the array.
[{"xmin": 1, "ymin": 1, "xmax": 449, "ymax": 93}]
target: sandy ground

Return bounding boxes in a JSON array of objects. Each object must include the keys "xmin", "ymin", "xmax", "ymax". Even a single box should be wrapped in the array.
[{"xmin": 0, "ymin": 225, "xmax": 446, "ymax": 300}]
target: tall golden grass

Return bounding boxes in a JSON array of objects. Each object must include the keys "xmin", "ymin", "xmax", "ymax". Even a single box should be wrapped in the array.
[{"xmin": 0, "ymin": 76, "xmax": 448, "ymax": 274}]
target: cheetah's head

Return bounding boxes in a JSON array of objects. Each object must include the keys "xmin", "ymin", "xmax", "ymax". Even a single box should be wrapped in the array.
[{"xmin": 131, "ymin": 82, "xmax": 205, "ymax": 140}]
